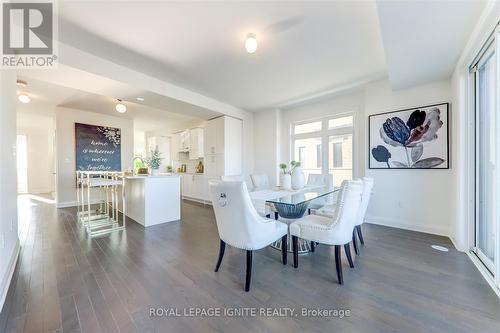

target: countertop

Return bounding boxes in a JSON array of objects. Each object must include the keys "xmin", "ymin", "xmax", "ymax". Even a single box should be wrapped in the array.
[{"xmin": 126, "ymin": 174, "xmax": 181, "ymax": 179}]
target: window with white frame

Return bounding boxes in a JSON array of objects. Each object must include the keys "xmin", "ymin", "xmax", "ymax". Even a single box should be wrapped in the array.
[{"xmin": 292, "ymin": 114, "xmax": 354, "ymax": 186}]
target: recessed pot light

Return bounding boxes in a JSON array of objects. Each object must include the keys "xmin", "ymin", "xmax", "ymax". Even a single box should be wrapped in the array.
[
  {"xmin": 16, "ymin": 80, "xmax": 27, "ymax": 87},
  {"xmin": 18, "ymin": 94, "xmax": 30, "ymax": 103},
  {"xmin": 136, "ymin": 97, "xmax": 144, "ymax": 102},
  {"xmin": 115, "ymin": 99, "xmax": 127, "ymax": 113},
  {"xmin": 245, "ymin": 33, "xmax": 258, "ymax": 53}
]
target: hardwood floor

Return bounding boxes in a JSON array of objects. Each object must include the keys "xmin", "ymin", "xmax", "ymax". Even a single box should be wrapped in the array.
[{"xmin": 1, "ymin": 195, "xmax": 500, "ymax": 333}]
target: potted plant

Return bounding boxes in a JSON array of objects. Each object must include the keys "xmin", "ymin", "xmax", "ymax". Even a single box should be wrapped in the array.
[{"xmin": 145, "ymin": 147, "xmax": 163, "ymax": 176}]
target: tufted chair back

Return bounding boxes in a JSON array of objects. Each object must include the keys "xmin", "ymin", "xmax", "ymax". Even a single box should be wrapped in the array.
[
  {"xmin": 221, "ymin": 175, "xmax": 244, "ymax": 182},
  {"xmin": 306, "ymin": 174, "xmax": 332, "ymax": 187},
  {"xmin": 329, "ymin": 179, "xmax": 364, "ymax": 244},
  {"xmin": 208, "ymin": 180, "xmax": 269, "ymax": 250},
  {"xmin": 356, "ymin": 177, "xmax": 374, "ymax": 226},
  {"xmin": 250, "ymin": 174, "xmax": 270, "ymax": 191}
]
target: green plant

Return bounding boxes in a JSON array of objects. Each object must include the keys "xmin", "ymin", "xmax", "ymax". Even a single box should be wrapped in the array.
[
  {"xmin": 280, "ymin": 161, "xmax": 301, "ymax": 174},
  {"xmin": 145, "ymin": 148, "xmax": 163, "ymax": 170},
  {"xmin": 290, "ymin": 160, "xmax": 301, "ymax": 173},
  {"xmin": 279, "ymin": 163, "xmax": 288, "ymax": 174}
]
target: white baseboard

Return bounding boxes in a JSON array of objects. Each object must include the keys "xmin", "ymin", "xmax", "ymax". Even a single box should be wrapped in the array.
[
  {"xmin": 0, "ymin": 240, "xmax": 20, "ymax": 312},
  {"xmin": 449, "ymin": 236, "xmax": 465, "ymax": 252},
  {"xmin": 57, "ymin": 201, "xmax": 77, "ymax": 208},
  {"xmin": 365, "ymin": 215, "xmax": 449, "ymax": 237}
]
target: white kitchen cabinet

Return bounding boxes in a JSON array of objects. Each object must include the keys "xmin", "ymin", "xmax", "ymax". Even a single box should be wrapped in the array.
[
  {"xmin": 181, "ymin": 173, "xmax": 207, "ymax": 202},
  {"xmin": 189, "ymin": 127, "xmax": 204, "ymax": 159},
  {"xmin": 204, "ymin": 120, "xmax": 216, "ymax": 155},
  {"xmin": 179, "ymin": 130, "xmax": 190, "ymax": 152},
  {"xmin": 202, "ymin": 116, "xmax": 242, "ymax": 204},
  {"xmin": 171, "ymin": 133, "xmax": 180, "ymax": 161}
]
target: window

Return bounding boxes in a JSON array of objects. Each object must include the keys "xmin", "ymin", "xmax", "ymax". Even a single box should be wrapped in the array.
[
  {"xmin": 316, "ymin": 144, "xmax": 322, "ymax": 168},
  {"xmin": 332, "ymin": 142, "xmax": 343, "ymax": 168},
  {"xmin": 294, "ymin": 121, "xmax": 322, "ymax": 135},
  {"xmin": 293, "ymin": 137, "xmax": 322, "ymax": 180},
  {"xmin": 328, "ymin": 116, "xmax": 353, "ymax": 129},
  {"xmin": 328, "ymin": 135, "xmax": 353, "ymax": 186},
  {"xmin": 292, "ymin": 115, "xmax": 354, "ymax": 185},
  {"xmin": 298, "ymin": 146, "xmax": 306, "ymax": 166}
]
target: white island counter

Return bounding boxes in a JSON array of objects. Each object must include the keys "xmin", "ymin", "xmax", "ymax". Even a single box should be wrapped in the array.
[{"xmin": 124, "ymin": 175, "xmax": 181, "ymax": 227}]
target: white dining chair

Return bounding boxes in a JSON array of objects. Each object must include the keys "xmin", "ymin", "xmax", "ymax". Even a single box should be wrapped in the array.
[
  {"xmin": 250, "ymin": 173, "xmax": 270, "ymax": 191},
  {"xmin": 221, "ymin": 175, "xmax": 245, "ymax": 182},
  {"xmin": 316, "ymin": 177, "xmax": 374, "ymax": 254},
  {"xmin": 352, "ymin": 177, "xmax": 374, "ymax": 254},
  {"xmin": 222, "ymin": 175, "xmax": 274, "ymax": 218},
  {"xmin": 306, "ymin": 174, "xmax": 333, "ymax": 214},
  {"xmin": 250, "ymin": 173, "xmax": 278, "ymax": 219},
  {"xmin": 208, "ymin": 180, "xmax": 288, "ymax": 292},
  {"xmin": 290, "ymin": 179, "xmax": 363, "ymax": 284}
]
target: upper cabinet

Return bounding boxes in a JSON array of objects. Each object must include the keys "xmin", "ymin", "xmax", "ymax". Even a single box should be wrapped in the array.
[
  {"xmin": 171, "ymin": 133, "xmax": 180, "ymax": 160},
  {"xmin": 179, "ymin": 130, "xmax": 190, "ymax": 152},
  {"xmin": 204, "ymin": 116, "xmax": 242, "ymax": 177},
  {"xmin": 189, "ymin": 127, "xmax": 204, "ymax": 159}
]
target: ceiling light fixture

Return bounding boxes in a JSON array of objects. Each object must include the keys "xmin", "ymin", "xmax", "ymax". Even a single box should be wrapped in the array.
[
  {"xmin": 18, "ymin": 94, "xmax": 30, "ymax": 103},
  {"xmin": 16, "ymin": 79, "xmax": 27, "ymax": 87},
  {"xmin": 245, "ymin": 33, "xmax": 258, "ymax": 54},
  {"xmin": 136, "ymin": 97, "xmax": 144, "ymax": 102},
  {"xmin": 115, "ymin": 99, "xmax": 127, "ymax": 113}
]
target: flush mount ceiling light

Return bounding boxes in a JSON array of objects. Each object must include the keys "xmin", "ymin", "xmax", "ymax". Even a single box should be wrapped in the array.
[
  {"xmin": 115, "ymin": 99, "xmax": 127, "ymax": 113},
  {"xmin": 18, "ymin": 94, "xmax": 30, "ymax": 103},
  {"xmin": 16, "ymin": 79, "xmax": 27, "ymax": 87},
  {"xmin": 245, "ymin": 33, "xmax": 258, "ymax": 53},
  {"xmin": 136, "ymin": 97, "xmax": 144, "ymax": 102}
]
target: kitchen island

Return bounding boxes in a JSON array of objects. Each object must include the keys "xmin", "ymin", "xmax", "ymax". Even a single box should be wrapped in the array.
[{"xmin": 124, "ymin": 174, "xmax": 181, "ymax": 227}]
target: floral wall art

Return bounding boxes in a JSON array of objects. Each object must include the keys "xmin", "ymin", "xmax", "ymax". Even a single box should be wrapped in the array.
[{"xmin": 369, "ymin": 103, "xmax": 449, "ymax": 169}]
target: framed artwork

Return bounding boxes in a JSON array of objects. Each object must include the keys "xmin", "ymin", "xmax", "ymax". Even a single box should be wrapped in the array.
[
  {"xmin": 369, "ymin": 103, "xmax": 449, "ymax": 169},
  {"xmin": 75, "ymin": 122, "xmax": 122, "ymax": 171}
]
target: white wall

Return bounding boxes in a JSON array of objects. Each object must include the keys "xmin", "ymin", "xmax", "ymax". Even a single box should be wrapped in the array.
[
  {"xmin": 254, "ymin": 78, "xmax": 453, "ymax": 237},
  {"xmin": 253, "ymin": 109, "xmax": 282, "ymax": 186},
  {"xmin": 364, "ymin": 79, "xmax": 451, "ymax": 236},
  {"xmin": 55, "ymin": 107, "xmax": 134, "ymax": 207},
  {"xmin": 0, "ymin": 70, "xmax": 20, "ymax": 311}
]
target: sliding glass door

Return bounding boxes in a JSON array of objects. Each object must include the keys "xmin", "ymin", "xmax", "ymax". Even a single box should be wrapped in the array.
[{"xmin": 474, "ymin": 42, "xmax": 496, "ymax": 272}]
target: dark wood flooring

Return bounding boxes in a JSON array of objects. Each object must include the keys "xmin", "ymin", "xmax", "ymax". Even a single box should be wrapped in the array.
[{"xmin": 1, "ymin": 195, "xmax": 500, "ymax": 333}]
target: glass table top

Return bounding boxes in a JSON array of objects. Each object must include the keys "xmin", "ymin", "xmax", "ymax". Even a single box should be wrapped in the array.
[{"xmin": 251, "ymin": 185, "xmax": 340, "ymax": 206}]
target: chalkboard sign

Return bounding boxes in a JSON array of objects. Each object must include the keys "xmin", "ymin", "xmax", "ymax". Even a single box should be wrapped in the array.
[{"xmin": 75, "ymin": 123, "xmax": 121, "ymax": 171}]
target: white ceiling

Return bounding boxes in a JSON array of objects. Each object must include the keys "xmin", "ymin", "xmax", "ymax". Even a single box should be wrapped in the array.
[
  {"xmin": 58, "ymin": 0, "xmax": 388, "ymax": 111},
  {"xmin": 18, "ymin": 1, "xmax": 487, "ymax": 118},
  {"xmin": 16, "ymin": 77, "xmax": 205, "ymax": 133},
  {"xmin": 377, "ymin": 0, "xmax": 486, "ymax": 89}
]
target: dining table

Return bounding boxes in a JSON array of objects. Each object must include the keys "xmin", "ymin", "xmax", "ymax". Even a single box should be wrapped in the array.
[{"xmin": 250, "ymin": 185, "xmax": 340, "ymax": 253}]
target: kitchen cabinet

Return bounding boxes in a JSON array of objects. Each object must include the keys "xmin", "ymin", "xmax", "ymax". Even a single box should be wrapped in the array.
[
  {"xmin": 204, "ymin": 116, "xmax": 242, "ymax": 175},
  {"xmin": 189, "ymin": 127, "xmax": 204, "ymax": 159},
  {"xmin": 181, "ymin": 173, "xmax": 207, "ymax": 202},
  {"xmin": 179, "ymin": 130, "xmax": 190, "ymax": 152},
  {"xmin": 171, "ymin": 133, "xmax": 180, "ymax": 161}
]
